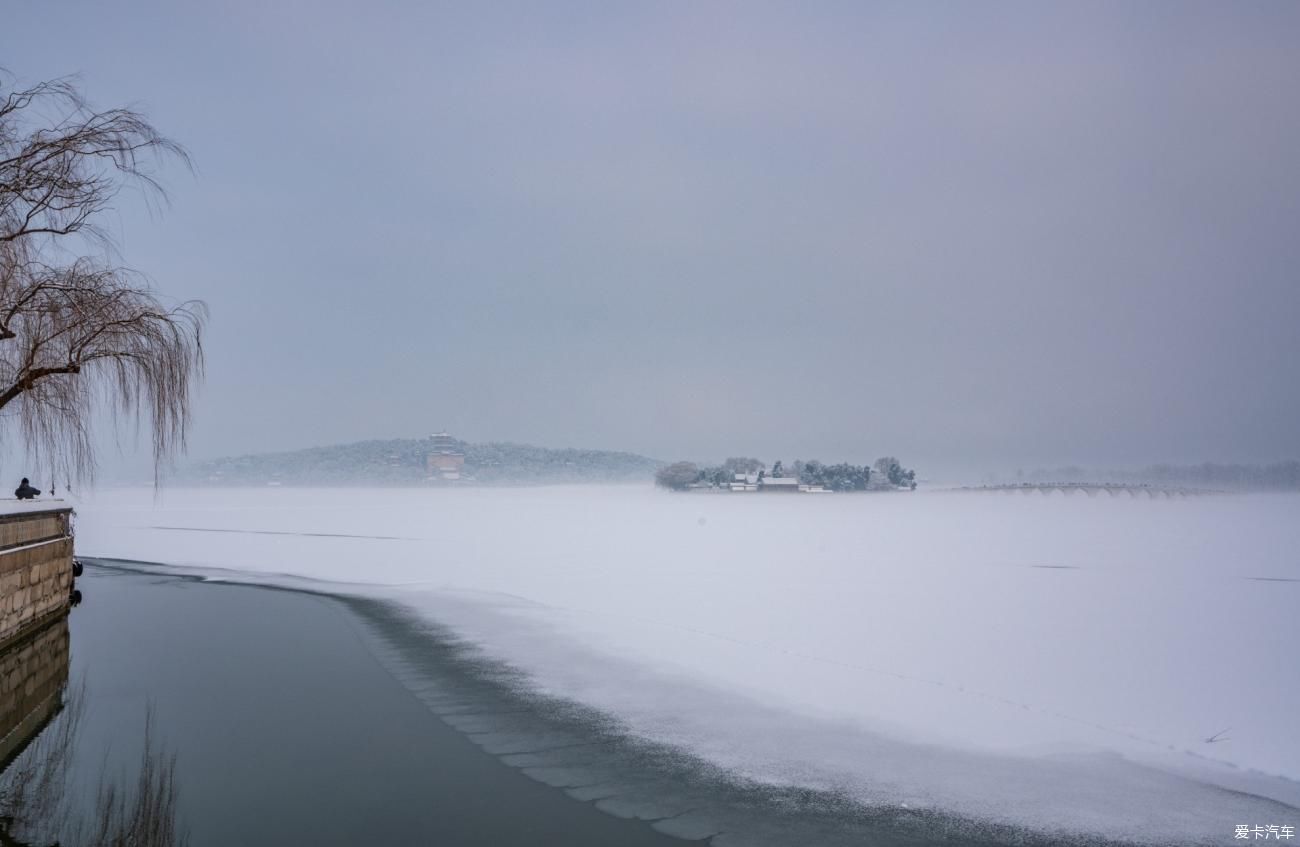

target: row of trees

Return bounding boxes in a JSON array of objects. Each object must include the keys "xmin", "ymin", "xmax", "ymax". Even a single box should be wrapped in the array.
[
  {"xmin": 656, "ymin": 461, "xmax": 705, "ymax": 490},
  {"xmin": 693, "ymin": 456, "xmax": 765, "ymax": 487},
  {"xmin": 792, "ymin": 460, "xmax": 871, "ymax": 491},
  {"xmin": 183, "ymin": 438, "xmax": 663, "ymax": 486},
  {"xmin": 873, "ymin": 456, "xmax": 917, "ymax": 488},
  {"xmin": 1128, "ymin": 461, "xmax": 1300, "ymax": 490},
  {"xmin": 1015, "ymin": 460, "xmax": 1300, "ymax": 490},
  {"xmin": 655, "ymin": 456, "xmax": 917, "ymax": 491}
]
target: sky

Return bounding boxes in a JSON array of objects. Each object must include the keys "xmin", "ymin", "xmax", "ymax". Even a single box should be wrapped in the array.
[{"xmin": 4, "ymin": 1, "xmax": 1299, "ymax": 477}]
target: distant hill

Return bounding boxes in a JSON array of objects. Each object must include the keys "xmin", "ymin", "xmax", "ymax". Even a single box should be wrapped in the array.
[{"xmin": 173, "ymin": 437, "xmax": 663, "ymax": 486}]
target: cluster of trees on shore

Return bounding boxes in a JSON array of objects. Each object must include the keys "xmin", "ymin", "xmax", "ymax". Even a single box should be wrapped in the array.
[{"xmin": 655, "ymin": 456, "xmax": 916, "ymax": 491}]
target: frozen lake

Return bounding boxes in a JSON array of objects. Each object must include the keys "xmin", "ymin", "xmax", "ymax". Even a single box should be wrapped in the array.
[{"xmin": 71, "ymin": 485, "xmax": 1300, "ymax": 844}]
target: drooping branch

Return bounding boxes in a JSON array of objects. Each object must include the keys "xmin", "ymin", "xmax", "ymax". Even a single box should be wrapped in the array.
[
  {"xmin": 0, "ymin": 71, "xmax": 204, "ymax": 483},
  {"xmin": 0, "ymin": 75, "xmax": 191, "ymax": 247}
]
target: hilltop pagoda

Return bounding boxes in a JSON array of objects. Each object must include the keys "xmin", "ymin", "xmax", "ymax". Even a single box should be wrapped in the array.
[{"xmin": 426, "ymin": 432, "xmax": 465, "ymax": 480}]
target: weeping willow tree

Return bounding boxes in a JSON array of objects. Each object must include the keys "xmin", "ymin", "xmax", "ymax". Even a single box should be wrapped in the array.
[{"xmin": 0, "ymin": 73, "xmax": 205, "ymax": 485}]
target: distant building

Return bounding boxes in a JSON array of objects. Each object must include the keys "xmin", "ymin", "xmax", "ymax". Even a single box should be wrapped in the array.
[
  {"xmin": 426, "ymin": 431, "xmax": 465, "ymax": 480},
  {"xmin": 760, "ymin": 477, "xmax": 800, "ymax": 492}
]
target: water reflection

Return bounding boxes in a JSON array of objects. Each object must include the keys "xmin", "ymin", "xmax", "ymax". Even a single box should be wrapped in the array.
[
  {"xmin": 0, "ymin": 615, "xmax": 184, "ymax": 847},
  {"xmin": 0, "ymin": 617, "xmax": 71, "ymax": 845},
  {"xmin": 0, "ymin": 617, "xmax": 69, "ymax": 772}
]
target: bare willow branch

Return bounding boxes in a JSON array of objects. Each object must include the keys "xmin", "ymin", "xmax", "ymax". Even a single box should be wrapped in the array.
[
  {"xmin": 0, "ymin": 71, "xmax": 204, "ymax": 483},
  {"xmin": 0, "ymin": 74, "xmax": 191, "ymax": 247}
]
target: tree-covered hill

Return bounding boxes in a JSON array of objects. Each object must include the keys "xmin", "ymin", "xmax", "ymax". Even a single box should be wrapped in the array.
[{"xmin": 172, "ymin": 437, "xmax": 662, "ymax": 486}]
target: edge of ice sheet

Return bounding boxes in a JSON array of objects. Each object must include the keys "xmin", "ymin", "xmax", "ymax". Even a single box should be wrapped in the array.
[{"xmin": 86, "ymin": 556, "xmax": 1300, "ymax": 846}]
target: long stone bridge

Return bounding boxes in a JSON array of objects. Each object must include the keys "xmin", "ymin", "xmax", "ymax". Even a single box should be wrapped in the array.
[{"xmin": 951, "ymin": 482, "xmax": 1220, "ymax": 498}]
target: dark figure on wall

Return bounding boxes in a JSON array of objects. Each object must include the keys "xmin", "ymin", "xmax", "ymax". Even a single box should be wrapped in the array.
[{"xmin": 14, "ymin": 478, "xmax": 41, "ymax": 499}]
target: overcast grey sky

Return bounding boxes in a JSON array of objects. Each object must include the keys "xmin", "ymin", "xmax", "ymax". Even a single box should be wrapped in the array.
[{"xmin": 5, "ymin": 1, "xmax": 1299, "ymax": 475}]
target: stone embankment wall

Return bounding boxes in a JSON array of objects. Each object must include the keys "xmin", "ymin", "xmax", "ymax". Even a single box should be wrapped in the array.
[{"xmin": 0, "ymin": 507, "xmax": 74, "ymax": 648}]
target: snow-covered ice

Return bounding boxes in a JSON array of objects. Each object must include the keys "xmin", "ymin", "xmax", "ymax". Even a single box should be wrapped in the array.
[{"xmin": 70, "ymin": 485, "xmax": 1300, "ymax": 843}]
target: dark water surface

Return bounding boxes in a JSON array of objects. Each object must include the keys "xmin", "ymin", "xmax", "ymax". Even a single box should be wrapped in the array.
[
  {"xmin": 30, "ymin": 563, "xmax": 1159, "ymax": 847},
  {"xmin": 63, "ymin": 565, "xmax": 689, "ymax": 846}
]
